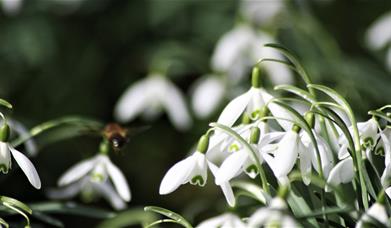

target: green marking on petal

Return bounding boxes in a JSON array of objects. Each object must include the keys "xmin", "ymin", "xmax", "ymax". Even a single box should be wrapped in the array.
[
  {"xmin": 251, "ymin": 110, "xmax": 261, "ymax": 120},
  {"xmin": 190, "ymin": 175, "xmax": 205, "ymax": 186},
  {"xmin": 0, "ymin": 164, "xmax": 9, "ymax": 174},
  {"xmin": 362, "ymin": 137, "xmax": 374, "ymax": 149},
  {"xmin": 245, "ymin": 164, "xmax": 258, "ymax": 175},
  {"xmin": 375, "ymin": 147, "xmax": 385, "ymax": 156},
  {"xmin": 229, "ymin": 144, "xmax": 240, "ymax": 152},
  {"xmin": 90, "ymin": 172, "xmax": 105, "ymax": 183}
]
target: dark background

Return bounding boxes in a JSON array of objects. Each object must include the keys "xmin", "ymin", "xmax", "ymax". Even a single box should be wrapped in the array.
[{"xmin": 0, "ymin": 0, "xmax": 390, "ymax": 227}]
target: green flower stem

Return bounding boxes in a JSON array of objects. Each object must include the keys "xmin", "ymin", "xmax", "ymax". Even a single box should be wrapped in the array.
[{"xmin": 210, "ymin": 122, "xmax": 270, "ymax": 194}]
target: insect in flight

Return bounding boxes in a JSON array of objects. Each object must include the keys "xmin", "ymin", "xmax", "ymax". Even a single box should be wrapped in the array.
[{"xmin": 102, "ymin": 123, "xmax": 149, "ymax": 151}]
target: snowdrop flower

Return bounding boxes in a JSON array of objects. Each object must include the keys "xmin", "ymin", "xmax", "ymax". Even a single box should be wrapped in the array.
[
  {"xmin": 248, "ymin": 197, "xmax": 299, "ymax": 228},
  {"xmin": 0, "ymin": 123, "xmax": 41, "ymax": 189},
  {"xmin": 191, "ymin": 75, "xmax": 226, "ymax": 118},
  {"xmin": 326, "ymin": 157, "xmax": 354, "ymax": 192},
  {"xmin": 356, "ymin": 201, "xmax": 389, "ymax": 228},
  {"xmin": 114, "ymin": 74, "xmax": 192, "ymax": 131},
  {"xmin": 55, "ymin": 154, "xmax": 131, "ymax": 209},
  {"xmin": 217, "ymin": 67, "xmax": 293, "ymax": 130},
  {"xmin": 338, "ymin": 118, "xmax": 379, "ymax": 160},
  {"xmin": 263, "ymin": 126, "xmax": 312, "ymax": 184},
  {"xmin": 366, "ymin": 12, "xmax": 391, "ymax": 50},
  {"xmin": 380, "ymin": 128, "xmax": 391, "ymax": 198},
  {"xmin": 159, "ymin": 150, "xmax": 208, "ymax": 194},
  {"xmin": 216, "ymin": 126, "xmax": 285, "ymax": 184},
  {"xmin": 301, "ymin": 131, "xmax": 334, "ymax": 178},
  {"xmin": 1, "ymin": 0, "xmax": 23, "ymax": 15},
  {"xmin": 240, "ymin": 0, "xmax": 284, "ymax": 26},
  {"xmin": 366, "ymin": 12, "xmax": 391, "ymax": 71},
  {"xmin": 211, "ymin": 25, "xmax": 293, "ymax": 84},
  {"xmin": 160, "ymin": 134, "xmax": 236, "ymax": 206},
  {"xmin": 196, "ymin": 213, "xmax": 245, "ymax": 228}
]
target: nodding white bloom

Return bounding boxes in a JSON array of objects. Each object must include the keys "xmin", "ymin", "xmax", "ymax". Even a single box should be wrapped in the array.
[
  {"xmin": 196, "ymin": 213, "xmax": 245, "ymax": 228},
  {"xmin": 240, "ymin": 0, "xmax": 284, "ymax": 26},
  {"xmin": 0, "ymin": 122, "xmax": 41, "ymax": 189},
  {"xmin": 216, "ymin": 71, "xmax": 294, "ymax": 131},
  {"xmin": 191, "ymin": 75, "xmax": 226, "ymax": 118},
  {"xmin": 356, "ymin": 202, "xmax": 389, "ymax": 228},
  {"xmin": 216, "ymin": 128, "xmax": 285, "ymax": 184},
  {"xmin": 159, "ymin": 151, "xmax": 208, "ymax": 195},
  {"xmin": 0, "ymin": 142, "xmax": 41, "ymax": 189},
  {"xmin": 380, "ymin": 128, "xmax": 391, "ymax": 198},
  {"xmin": 366, "ymin": 12, "xmax": 391, "ymax": 50},
  {"xmin": 1, "ymin": 0, "xmax": 23, "ymax": 15},
  {"xmin": 248, "ymin": 197, "xmax": 299, "ymax": 228},
  {"xmin": 6, "ymin": 120, "xmax": 38, "ymax": 156},
  {"xmin": 301, "ymin": 132, "xmax": 334, "ymax": 179},
  {"xmin": 211, "ymin": 25, "xmax": 293, "ymax": 84},
  {"xmin": 55, "ymin": 154, "xmax": 131, "ymax": 209},
  {"xmin": 160, "ymin": 135, "xmax": 236, "ymax": 207},
  {"xmin": 326, "ymin": 157, "xmax": 354, "ymax": 192},
  {"xmin": 114, "ymin": 74, "xmax": 192, "ymax": 131},
  {"xmin": 366, "ymin": 12, "xmax": 391, "ymax": 71},
  {"xmin": 338, "ymin": 118, "xmax": 379, "ymax": 160},
  {"xmin": 263, "ymin": 129, "xmax": 312, "ymax": 184}
]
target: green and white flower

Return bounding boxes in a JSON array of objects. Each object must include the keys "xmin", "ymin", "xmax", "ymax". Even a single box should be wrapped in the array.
[
  {"xmin": 0, "ymin": 122, "xmax": 41, "ymax": 189},
  {"xmin": 356, "ymin": 202, "xmax": 389, "ymax": 228},
  {"xmin": 54, "ymin": 154, "xmax": 131, "ymax": 209},
  {"xmin": 114, "ymin": 74, "xmax": 192, "ymax": 130}
]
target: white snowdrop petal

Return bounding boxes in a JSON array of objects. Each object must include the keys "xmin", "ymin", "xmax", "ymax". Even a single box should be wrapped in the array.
[
  {"xmin": 47, "ymin": 178, "xmax": 86, "ymax": 199},
  {"xmin": 326, "ymin": 157, "xmax": 354, "ymax": 192},
  {"xmin": 191, "ymin": 76, "xmax": 225, "ymax": 118},
  {"xmin": 10, "ymin": 146, "xmax": 41, "ymax": 189},
  {"xmin": 366, "ymin": 12, "xmax": 391, "ymax": 50},
  {"xmin": 160, "ymin": 79, "xmax": 192, "ymax": 130},
  {"xmin": 114, "ymin": 79, "xmax": 150, "ymax": 123},
  {"xmin": 248, "ymin": 208, "xmax": 270, "ymax": 227},
  {"xmin": 58, "ymin": 156, "xmax": 96, "ymax": 186},
  {"xmin": 273, "ymin": 132, "xmax": 299, "ymax": 177},
  {"xmin": 216, "ymin": 150, "xmax": 247, "ymax": 184},
  {"xmin": 106, "ymin": 159, "xmax": 131, "ymax": 201},
  {"xmin": 159, "ymin": 155, "xmax": 196, "ymax": 195},
  {"xmin": 207, "ymin": 161, "xmax": 236, "ymax": 207},
  {"xmin": 196, "ymin": 214, "xmax": 229, "ymax": 228},
  {"xmin": 217, "ymin": 90, "xmax": 252, "ymax": 127},
  {"xmin": 261, "ymin": 90, "xmax": 293, "ymax": 131},
  {"xmin": 94, "ymin": 181, "xmax": 127, "ymax": 210}
]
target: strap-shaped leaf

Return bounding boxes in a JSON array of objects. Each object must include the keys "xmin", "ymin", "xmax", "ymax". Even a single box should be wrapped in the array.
[
  {"xmin": 144, "ymin": 206, "xmax": 192, "ymax": 228},
  {"xmin": 97, "ymin": 208, "xmax": 157, "ymax": 228},
  {"xmin": 0, "ymin": 99, "xmax": 12, "ymax": 109},
  {"xmin": 0, "ymin": 196, "xmax": 32, "ymax": 214},
  {"xmin": 368, "ymin": 110, "xmax": 391, "ymax": 123},
  {"xmin": 274, "ymin": 85, "xmax": 316, "ymax": 103}
]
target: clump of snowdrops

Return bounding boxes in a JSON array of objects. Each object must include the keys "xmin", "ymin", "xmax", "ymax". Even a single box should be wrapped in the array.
[{"xmin": 146, "ymin": 44, "xmax": 391, "ymax": 228}]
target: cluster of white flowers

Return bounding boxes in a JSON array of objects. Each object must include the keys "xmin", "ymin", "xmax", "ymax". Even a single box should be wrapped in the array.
[
  {"xmin": 114, "ymin": 1, "xmax": 294, "ymax": 131},
  {"xmin": 158, "ymin": 65, "xmax": 391, "ymax": 227}
]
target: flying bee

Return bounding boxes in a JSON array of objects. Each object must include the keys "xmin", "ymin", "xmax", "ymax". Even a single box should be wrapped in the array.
[{"xmin": 102, "ymin": 123, "xmax": 149, "ymax": 151}]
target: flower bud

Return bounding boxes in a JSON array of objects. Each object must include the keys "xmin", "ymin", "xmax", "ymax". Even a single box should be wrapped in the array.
[
  {"xmin": 251, "ymin": 66, "xmax": 261, "ymax": 88},
  {"xmin": 197, "ymin": 134, "xmax": 209, "ymax": 153},
  {"xmin": 250, "ymin": 127, "xmax": 260, "ymax": 144},
  {"xmin": 0, "ymin": 123, "xmax": 10, "ymax": 142},
  {"xmin": 304, "ymin": 112, "xmax": 315, "ymax": 129}
]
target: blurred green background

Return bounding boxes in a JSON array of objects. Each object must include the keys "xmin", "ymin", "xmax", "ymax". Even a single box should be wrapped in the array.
[{"xmin": 0, "ymin": 0, "xmax": 390, "ymax": 227}]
